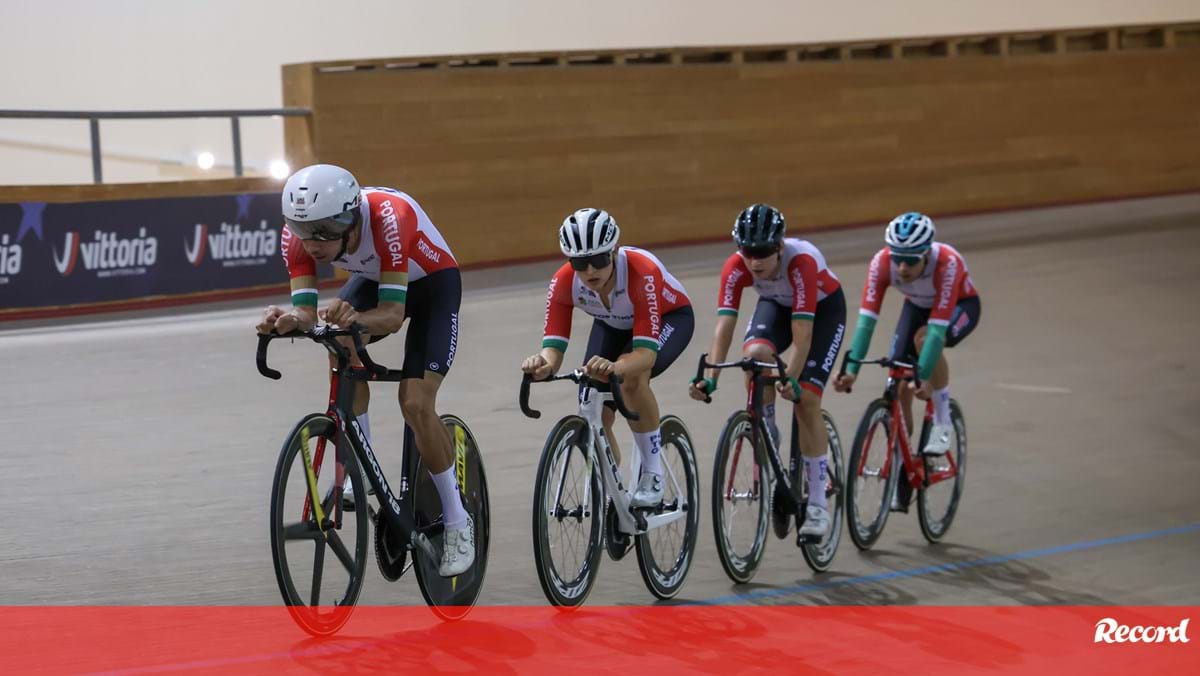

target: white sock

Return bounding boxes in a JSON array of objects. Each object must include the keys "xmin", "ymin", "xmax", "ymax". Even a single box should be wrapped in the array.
[
  {"xmin": 430, "ymin": 466, "xmax": 469, "ymax": 529},
  {"xmin": 633, "ymin": 428, "xmax": 663, "ymax": 476},
  {"xmin": 344, "ymin": 413, "xmax": 372, "ymax": 493},
  {"xmin": 933, "ymin": 388, "xmax": 951, "ymax": 426},
  {"xmin": 804, "ymin": 453, "xmax": 829, "ymax": 510},
  {"xmin": 764, "ymin": 403, "xmax": 780, "ymax": 448}
]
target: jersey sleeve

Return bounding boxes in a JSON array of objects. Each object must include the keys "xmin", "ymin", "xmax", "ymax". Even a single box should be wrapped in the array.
[
  {"xmin": 716, "ymin": 253, "xmax": 752, "ymax": 316},
  {"xmin": 788, "ymin": 253, "xmax": 820, "ymax": 321},
  {"xmin": 541, "ymin": 264, "xmax": 576, "ymax": 352},
  {"xmin": 368, "ymin": 193, "xmax": 414, "ymax": 304},
  {"xmin": 281, "ymin": 225, "xmax": 318, "ymax": 308},
  {"xmin": 628, "ymin": 253, "xmax": 664, "ymax": 352}
]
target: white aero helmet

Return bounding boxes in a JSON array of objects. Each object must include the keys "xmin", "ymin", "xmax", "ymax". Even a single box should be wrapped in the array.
[
  {"xmin": 281, "ymin": 164, "xmax": 362, "ymax": 240},
  {"xmin": 884, "ymin": 212, "xmax": 936, "ymax": 254},
  {"xmin": 559, "ymin": 208, "xmax": 619, "ymax": 257}
]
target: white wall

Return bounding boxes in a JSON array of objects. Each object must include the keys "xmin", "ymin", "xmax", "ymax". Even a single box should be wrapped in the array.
[{"xmin": 2, "ymin": 0, "xmax": 1197, "ymax": 185}]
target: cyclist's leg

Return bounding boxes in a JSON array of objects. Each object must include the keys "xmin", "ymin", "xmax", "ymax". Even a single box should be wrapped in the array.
[
  {"xmin": 623, "ymin": 306, "xmax": 694, "ymax": 504},
  {"xmin": 396, "ymin": 270, "xmax": 466, "ymax": 524},
  {"xmin": 336, "ymin": 275, "xmax": 385, "ymax": 500},
  {"xmin": 582, "ymin": 319, "xmax": 629, "ymax": 466},
  {"xmin": 742, "ymin": 298, "xmax": 791, "ymax": 447},
  {"xmin": 794, "ymin": 289, "xmax": 846, "ymax": 516},
  {"xmin": 916, "ymin": 296, "xmax": 980, "ymax": 435},
  {"xmin": 890, "ymin": 300, "xmax": 929, "ymax": 435}
]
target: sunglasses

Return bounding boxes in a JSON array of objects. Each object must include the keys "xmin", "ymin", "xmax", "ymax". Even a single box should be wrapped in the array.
[
  {"xmin": 569, "ymin": 252, "xmax": 612, "ymax": 271},
  {"xmin": 891, "ymin": 253, "xmax": 925, "ymax": 266},
  {"xmin": 739, "ymin": 245, "xmax": 780, "ymax": 260},
  {"xmin": 286, "ymin": 209, "xmax": 358, "ymax": 242}
]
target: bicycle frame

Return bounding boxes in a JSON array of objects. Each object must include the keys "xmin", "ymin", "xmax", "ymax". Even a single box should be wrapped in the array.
[
  {"xmin": 522, "ymin": 371, "xmax": 688, "ymax": 535},
  {"xmin": 257, "ymin": 327, "xmax": 440, "ymax": 564}
]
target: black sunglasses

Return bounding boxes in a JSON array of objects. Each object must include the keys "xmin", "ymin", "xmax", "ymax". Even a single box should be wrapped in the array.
[
  {"xmin": 569, "ymin": 252, "xmax": 613, "ymax": 271},
  {"xmin": 739, "ymin": 245, "xmax": 780, "ymax": 260}
]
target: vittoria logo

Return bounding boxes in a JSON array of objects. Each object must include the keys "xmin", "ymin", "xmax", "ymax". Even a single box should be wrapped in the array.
[
  {"xmin": 54, "ymin": 228, "xmax": 158, "ymax": 277},
  {"xmin": 185, "ymin": 220, "xmax": 277, "ymax": 267},
  {"xmin": 0, "ymin": 233, "xmax": 22, "ymax": 283}
]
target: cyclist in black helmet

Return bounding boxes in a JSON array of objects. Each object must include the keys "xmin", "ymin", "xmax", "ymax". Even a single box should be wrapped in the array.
[{"xmin": 689, "ymin": 204, "xmax": 847, "ymax": 540}]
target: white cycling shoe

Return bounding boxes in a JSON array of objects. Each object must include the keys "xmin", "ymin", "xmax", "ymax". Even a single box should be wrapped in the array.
[
  {"xmin": 630, "ymin": 472, "xmax": 664, "ymax": 508},
  {"xmin": 922, "ymin": 423, "xmax": 953, "ymax": 456},
  {"xmin": 439, "ymin": 515, "xmax": 475, "ymax": 577},
  {"xmin": 798, "ymin": 504, "xmax": 831, "ymax": 539}
]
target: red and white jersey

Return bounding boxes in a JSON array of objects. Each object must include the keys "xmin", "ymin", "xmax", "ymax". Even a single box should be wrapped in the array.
[
  {"xmin": 282, "ymin": 187, "xmax": 456, "ymax": 306},
  {"xmin": 859, "ymin": 243, "xmax": 979, "ymax": 326},
  {"xmin": 717, "ymin": 238, "xmax": 842, "ymax": 320},
  {"xmin": 542, "ymin": 247, "xmax": 691, "ymax": 353}
]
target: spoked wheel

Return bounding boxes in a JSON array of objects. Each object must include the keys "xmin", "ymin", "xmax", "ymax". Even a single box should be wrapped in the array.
[
  {"xmin": 269, "ymin": 413, "xmax": 368, "ymax": 637},
  {"xmin": 410, "ymin": 415, "xmax": 490, "ymax": 621},
  {"xmin": 711, "ymin": 410, "xmax": 770, "ymax": 584},
  {"xmin": 532, "ymin": 415, "xmax": 604, "ymax": 609},
  {"xmin": 797, "ymin": 410, "xmax": 846, "ymax": 572},
  {"xmin": 917, "ymin": 401, "xmax": 967, "ymax": 543},
  {"xmin": 846, "ymin": 399, "xmax": 900, "ymax": 550},
  {"xmin": 635, "ymin": 415, "xmax": 700, "ymax": 600}
]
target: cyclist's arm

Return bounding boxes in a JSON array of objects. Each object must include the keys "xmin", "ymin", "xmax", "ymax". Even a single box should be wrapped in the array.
[
  {"xmin": 786, "ymin": 319, "xmax": 813, "ymax": 382},
  {"xmin": 916, "ymin": 251, "xmax": 964, "ymax": 380},
  {"xmin": 785, "ymin": 254, "xmax": 819, "ymax": 381},
  {"xmin": 846, "ymin": 249, "xmax": 890, "ymax": 375},
  {"xmin": 707, "ymin": 253, "xmax": 750, "ymax": 382},
  {"xmin": 540, "ymin": 264, "xmax": 576, "ymax": 362},
  {"xmin": 704, "ymin": 314, "xmax": 738, "ymax": 382},
  {"xmin": 279, "ymin": 226, "xmax": 320, "ymax": 332},
  {"xmin": 352, "ymin": 300, "xmax": 405, "ymax": 335},
  {"xmin": 616, "ymin": 346, "xmax": 656, "ymax": 378}
]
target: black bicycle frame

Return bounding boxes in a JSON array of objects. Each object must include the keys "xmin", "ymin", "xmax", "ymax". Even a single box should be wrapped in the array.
[
  {"xmin": 694, "ymin": 353, "xmax": 802, "ymax": 510},
  {"xmin": 257, "ymin": 325, "xmax": 440, "ymax": 563}
]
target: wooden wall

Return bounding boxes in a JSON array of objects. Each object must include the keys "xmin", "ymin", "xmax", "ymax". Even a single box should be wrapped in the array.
[{"xmin": 283, "ymin": 23, "xmax": 1200, "ymax": 267}]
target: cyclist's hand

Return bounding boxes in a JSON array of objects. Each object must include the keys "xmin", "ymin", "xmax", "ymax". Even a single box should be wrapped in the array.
[
  {"xmin": 833, "ymin": 373, "xmax": 856, "ymax": 393},
  {"xmin": 521, "ymin": 354, "xmax": 555, "ymax": 381},
  {"xmin": 585, "ymin": 355, "xmax": 616, "ymax": 378},
  {"xmin": 257, "ymin": 305, "xmax": 285, "ymax": 335},
  {"xmin": 320, "ymin": 299, "xmax": 358, "ymax": 328},
  {"xmin": 909, "ymin": 379, "xmax": 933, "ymax": 401},
  {"xmin": 274, "ymin": 312, "xmax": 300, "ymax": 335},
  {"xmin": 776, "ymin": 377, "xmax": 802, "ymax": 402},
  {"xmin": 688, "ymin": 378, "xmax": 714, "ymax": 401}
]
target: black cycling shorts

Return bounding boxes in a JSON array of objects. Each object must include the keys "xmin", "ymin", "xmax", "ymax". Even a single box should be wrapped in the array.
[
  {"xmin": 888, "ymin": 295, "xmax": 981, "ymax": 362},
  {"xmin": 581, "ymin": 305, "xmax": 695, "ymax": 400}
]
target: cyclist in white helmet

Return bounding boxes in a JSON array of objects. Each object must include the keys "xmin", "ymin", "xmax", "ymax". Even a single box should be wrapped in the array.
[
  {"xmin": 521, "ymin": 208, "xmax": 694, "ymax": 508},
  {"xmin": 255, "ymin": 163, "xmax": 475, "ymax": 577},
  {"xmin": 834, "ymin": 212, "xmax": 982, "ymax": 456}
]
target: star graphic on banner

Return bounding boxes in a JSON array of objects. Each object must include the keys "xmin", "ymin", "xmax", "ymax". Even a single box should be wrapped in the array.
[
  {"xmin": 236, "ymin": 194, "xmax": 254, "ymax": 221},
  {"xmin": 17, "ymin": 202, "xmax": 47, "ymax": 242}
]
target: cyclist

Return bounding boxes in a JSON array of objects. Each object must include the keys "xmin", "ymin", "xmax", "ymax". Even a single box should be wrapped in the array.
[
  {"xmin": 254, "ymin": 163, "xmax": 474, "ymax": 577},
  {"xmin": 521, "ymin": 208, "xmax": 694, "ymax": 508},
  {"xmin": 833, "ymin": 212, "xmax": 981, "ymax": 456},
  {"xmin": 689, "ymin": 204, "xmax": 846, "ymax": 540}
]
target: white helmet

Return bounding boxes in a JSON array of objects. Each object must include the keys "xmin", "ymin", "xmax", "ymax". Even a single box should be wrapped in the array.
[
  {"xmin": 884, "ymin": 212, "xmax": 935, "ymax": 253},
  {"xmin": 281, "ymin": 164, "xmax": 362, "ymax": 240},
  {"xmin": 559, "ymin": 208, "xmax": 619, "ymax": 257}
]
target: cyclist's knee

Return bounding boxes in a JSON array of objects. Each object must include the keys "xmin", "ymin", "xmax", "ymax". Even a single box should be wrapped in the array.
[
  {"xmin": 619, "ymin": 370, "xmax": 650, "ymax": 395},
  {"xmin": 743, "ymin": 340, "xmax": 773, "ymax": 362},
  {"xmin": 399, "ymin": 385, "xmax": 438, "ymax": 422},
  {"xmin": 797, "ymin": 389, "xmax": 823, "ymax": 416},
  {"xmin": 914, "ymin": 326, "xmax": 928, "ymax": 349}
]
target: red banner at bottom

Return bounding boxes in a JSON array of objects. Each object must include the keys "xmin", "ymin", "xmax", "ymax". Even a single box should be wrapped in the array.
[{"xmin": 1, "ymin": 606, "xmax": 1195, "ymax": 674}]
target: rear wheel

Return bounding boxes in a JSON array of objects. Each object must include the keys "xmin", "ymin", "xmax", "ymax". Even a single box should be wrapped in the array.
[
  {"xmin": 711, "ymin": 410, "xmax": 770, "ymax": 584},
  {"xmin": 917, "ymin": 401, "xmax": 967, "ymax": 543},
  {"xmin": 846, "ymin": 400, "xmax": 899, "ymax": 550},
  {"xmin": 635, "ymin": 415, "xmax": 700, "ymax": 599},
  {"xmin": 411, "ymin": 415, "xmax": 490, "ymax": 620},
  {"xmin": 269, "ymin": 413, "xmax": 368, "ymax": 637}
]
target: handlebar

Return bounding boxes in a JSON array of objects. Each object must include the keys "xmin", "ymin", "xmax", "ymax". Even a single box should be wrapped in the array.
[
  {"xmin": 519, "ymin": 370, "xmax": 640, "ymax": 421},
  {"xmin": 690, "ymin": 352, "xmax": 790, "ymax": 404},
  {"xmin": 256, "ymin": 323, "xmax": 394, "ymax": 380},
  {"xmin": 838, "ymin": 354, "xmax": 922, "ymax": 393}
]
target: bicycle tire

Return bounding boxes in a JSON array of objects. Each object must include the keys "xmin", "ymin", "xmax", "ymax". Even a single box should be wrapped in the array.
[
  {"xmin": 917, "ymin": 400, "xmax": 967, "ymax": 543},
  {"xmin": 845, "ymin": 399, "xmax": 899, "ymax": 550},
  {"xmin": 531, "ymin": 415, "xmax": 604, "ymax": 609},
  {"xmin": 711, "ymin": 409, "xmax": 770, "ymax": 584},
  {"xmin": 635, "ymin": 415, "xmax": 700, "ymax": 599},
  {"xmin": 269, "ymin": 413, "xmax": 368, "ymax": 637},
  {"xmin": 799, "ymin": 410, "xmax": 846, "ymax": 572}
]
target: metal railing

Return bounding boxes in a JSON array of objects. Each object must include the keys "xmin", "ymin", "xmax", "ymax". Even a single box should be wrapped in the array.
[{"xmin": 0, "ymin": 108, "xmax": 311, "ymax": 184}]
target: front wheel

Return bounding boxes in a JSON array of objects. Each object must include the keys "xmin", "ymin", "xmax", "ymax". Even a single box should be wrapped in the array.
[
  {"xmin": 711, "ymin": 409, "xmax": 770, "ymax": 584},
  {"xmin": 798, "ymin": 410, "xmax": 846, "ymax": 572},
  {"xmin": 635, "ymin": 415, "xmax": 700, "ymax": 600},
  {"xmin": 917, "ymin": 400, "xmax": 967, "ymax": 543},
  {"xmin": 532, "ymin": 415, "xmax": 605, "ymax": 609},
  {"xmin": 411, "ymin": 415, "xmax": 490, "ymax": 620},
  {"xmin": 269, "ymin": 413, "xmax": 368, "ymax": 637},
  {"xmin": 846, "ymin": 399, "xmax": 899, "ymax": 550}
]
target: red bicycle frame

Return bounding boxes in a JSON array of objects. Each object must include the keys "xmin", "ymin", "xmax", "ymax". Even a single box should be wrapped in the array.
[{"xmin": 859, "ymin": 364, "xmax": 959, "ymax": 493}]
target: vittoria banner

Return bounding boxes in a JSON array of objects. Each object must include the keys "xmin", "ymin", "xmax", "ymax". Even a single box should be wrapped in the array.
[{"xmin": 0, "ymin": 193, "xmax": 332, "ymax": 315}]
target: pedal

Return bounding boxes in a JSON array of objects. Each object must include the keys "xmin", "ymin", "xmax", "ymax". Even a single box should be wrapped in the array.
[
  {"xmin": 604, "ymin": 501, "xmax": 632, "ymax": 561},
  {"xmin": 796, "ymin": 532, "xmax": 821, "ymax": 546},
  {"xmin": 632, "ymin": 508, "xmax": 649, "ymax": 533},
  {"xmin": 890, "ymin": 481, "xmax": 913, "ymax": 513}
]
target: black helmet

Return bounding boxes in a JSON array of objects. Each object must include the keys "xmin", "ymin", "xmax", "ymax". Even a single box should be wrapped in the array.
[{"xmin": 732, "ymin": 203, "xmax": 785, "ymax": 248}]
